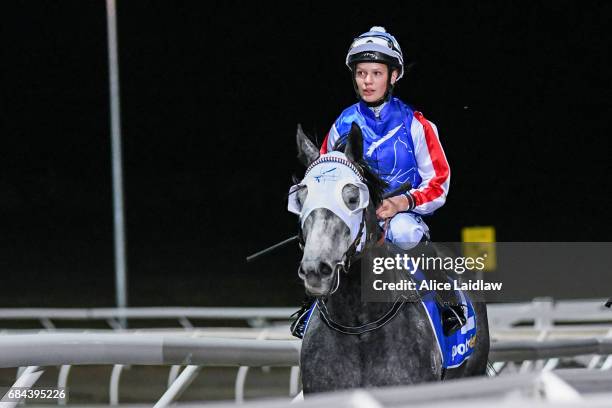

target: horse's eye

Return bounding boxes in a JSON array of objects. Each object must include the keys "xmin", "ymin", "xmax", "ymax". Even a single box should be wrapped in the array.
[{"xmin": 342, "ymin": 184, "xmax": 360, "ymax": 211}]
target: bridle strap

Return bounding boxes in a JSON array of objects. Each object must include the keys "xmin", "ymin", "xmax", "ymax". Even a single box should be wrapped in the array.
[
  {"xmin": 377, "ymin": 218, "xmax": 390, "ymax": 246},
  {"xmin": 316, "ymin": 213, "xmax": 420, "ymax": 335},
  {"xmin": 317, "ymin": 295, "xmax": 408, "ymax": 335},
  {"xmin": 317, "ymin": 268, "xmax": 424, "ymax": 335},
  {"xmin": 327, "ymin": 212, "xmax": 366, "ymax": 295}
]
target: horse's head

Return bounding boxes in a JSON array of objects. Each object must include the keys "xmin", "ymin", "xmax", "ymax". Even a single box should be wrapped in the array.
[{"xmin": 289, "ymin": 123, "xmax": 384, "ymax": 296}]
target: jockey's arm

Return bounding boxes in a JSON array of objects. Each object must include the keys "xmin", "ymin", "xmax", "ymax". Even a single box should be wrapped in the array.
[
  {"xmin": 408, "ymin": 112, "xmax": 451, "ymax": 215},
  {"xmin": 320, "ymin": 124, "xmax": 339, "ymax": 155}
]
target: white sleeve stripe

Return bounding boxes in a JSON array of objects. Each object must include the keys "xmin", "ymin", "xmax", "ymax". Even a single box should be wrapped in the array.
[
  {"xmin": 327, "ymin": 124, "xmax": 340, "ymax": 152},
  {"xmin": 409, "ymin": 116, "xmax": 450, "ymax": 214}
]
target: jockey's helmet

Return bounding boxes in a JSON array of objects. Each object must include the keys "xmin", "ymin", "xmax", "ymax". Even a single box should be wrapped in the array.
[{"xmin": 345, "ymin": 26, "xmax": 405, "ymax": 81}]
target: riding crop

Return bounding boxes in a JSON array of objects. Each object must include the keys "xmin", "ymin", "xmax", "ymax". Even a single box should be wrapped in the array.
[{"xmin": 246, "ymin": 180, "xmax": 413, "ymax": 262}]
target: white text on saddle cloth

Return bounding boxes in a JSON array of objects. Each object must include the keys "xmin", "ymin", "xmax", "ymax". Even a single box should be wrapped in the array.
[{"xmin": 288, "ymin": 152, "xmax": 369, "ymax": 250}]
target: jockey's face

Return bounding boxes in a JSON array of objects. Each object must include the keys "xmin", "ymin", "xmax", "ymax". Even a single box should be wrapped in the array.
[{"xmin": 354, "ymin": 62, "xmax": 398, "ymax": 103}]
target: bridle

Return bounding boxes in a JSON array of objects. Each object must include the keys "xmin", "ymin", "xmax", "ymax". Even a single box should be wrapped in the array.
[
  {"xmin": 318, "ymin": 215, "xmax": 365, "ymax": 296},
  {"xmin": 296, "ymin": 204, "xmax": 366, "ymax": 297},
  {"xmin": 295, "ymin": 155, "xmax": 415, "ymax": 335},
  {"xmin": 296, "ymin": 154, "xmax": 368, "ymax": 296},
  {"xmin": 302, "ymin": 205, "xmax": 411, "ymax": 335}
]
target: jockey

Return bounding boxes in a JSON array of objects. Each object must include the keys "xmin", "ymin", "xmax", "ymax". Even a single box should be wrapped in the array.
[{"xmin": 319, "ymin": 26, "xmax": 466, "ymax": 335}]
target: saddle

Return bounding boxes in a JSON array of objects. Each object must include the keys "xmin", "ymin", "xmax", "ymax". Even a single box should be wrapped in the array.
[{"xmin": 386, "ymin": 240, "xmax": 468, "ymax": 336}]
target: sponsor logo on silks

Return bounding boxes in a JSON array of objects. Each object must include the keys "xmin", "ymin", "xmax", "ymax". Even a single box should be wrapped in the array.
[
  {"xmin": 452, "ymin": 334, "xmax": 476, "ymax": 359},
  {"xmin": 314, "ymin": 167, "xmax": 338, "ymax": 183}
]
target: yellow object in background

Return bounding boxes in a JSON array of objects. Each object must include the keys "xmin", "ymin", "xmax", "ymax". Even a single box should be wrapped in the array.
[{"xmin": 461, "ymin": 226, "xmax": 496, "ymax": 272}]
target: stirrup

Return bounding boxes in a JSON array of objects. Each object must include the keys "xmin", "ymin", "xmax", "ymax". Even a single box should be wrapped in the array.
[
  {"xmin": 290, "ymin": 299, "xmax": 314, "ymax": 339},
  {"xmin": 441, "ymin": 304, "xmax": 467, "ymax": 336}
]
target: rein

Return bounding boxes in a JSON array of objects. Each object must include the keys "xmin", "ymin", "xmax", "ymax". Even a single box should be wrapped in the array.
[
  {"xmin": 317, "ymin": 295, "xmax": 408, "ymax": 335},
  {"xmin": 305, "ymin": 206, "xmax": 414, "ymax": 336}
]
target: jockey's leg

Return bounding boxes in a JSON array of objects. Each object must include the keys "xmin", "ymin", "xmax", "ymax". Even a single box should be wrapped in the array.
[
  {"xmin": 385, "ymin": 213, "xmax": 466, "ymax": 336},
  {"xmin": 384, "ymin": 212, "xmax": 429, "ymax": 250}
]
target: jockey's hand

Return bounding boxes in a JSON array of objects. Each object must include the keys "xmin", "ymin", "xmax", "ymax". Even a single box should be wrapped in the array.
[{"xmin": 376, "ymin": 195, "xmax": 409, "ymax": 220}]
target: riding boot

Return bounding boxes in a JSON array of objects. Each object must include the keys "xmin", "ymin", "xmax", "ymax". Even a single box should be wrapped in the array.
[
  {"xmin": 440, "ymin": 303, "xmax": 468, "ymax": 336},
  {"xmin": 410, "ymin": 242, "xmax": 467, "ymax": 336},
  {"xmin": 290, "ymin": 295, "xmax": 315, "ymax": 339},
  {"xmin": 435, "ymin": 281, "xmax": 467, "ymax": 336}
]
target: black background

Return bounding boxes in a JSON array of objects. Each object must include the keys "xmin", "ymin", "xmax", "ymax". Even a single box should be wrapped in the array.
[{"xmin": 2, "ymin": 1, "xmax": 611, "ymax": 307}]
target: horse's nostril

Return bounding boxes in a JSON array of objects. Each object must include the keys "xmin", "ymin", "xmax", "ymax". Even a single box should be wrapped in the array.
[
  {"xmin": 299, "ymin": 262, "xmax": 332, "ymax": 279},
  {"xmin": 319, "ymin": 262, "xmax": 333, "ymax": 276}
]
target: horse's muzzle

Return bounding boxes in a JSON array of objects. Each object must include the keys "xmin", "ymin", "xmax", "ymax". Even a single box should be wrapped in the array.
[{"xmin": 298, "ymin": 260, "xmax": 333, "ymax": 287}]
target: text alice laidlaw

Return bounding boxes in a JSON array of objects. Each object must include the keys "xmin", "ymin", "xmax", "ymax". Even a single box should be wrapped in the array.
[
  {"xmin": 372, "ymin": 278, "xmax": 503, "ymax": 292},
  {"xmin": 370, "ymin": 253, "xmax": 503, "ymax": 292}
]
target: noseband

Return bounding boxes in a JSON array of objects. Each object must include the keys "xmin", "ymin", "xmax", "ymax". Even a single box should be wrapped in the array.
[{"xmin": 298, "ymin": 213, "xmax": 366, "ymax": 296}]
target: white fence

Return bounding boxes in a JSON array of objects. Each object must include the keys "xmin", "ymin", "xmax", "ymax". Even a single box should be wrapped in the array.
[
  {"xmin": 1, "ymin": 299, "xmax": 611, "ymax": 406},
  {"xmin": 1, "ymin": 298, "xmax": 610, "ymax": 330},
  {"xmin": 199, "ymin": 370, "xmax": 612, "ymax": 408},
  {"xmin": 1, "ymin": 332, "xmax": 612, "ymax": 406},
  {"xmin": 0, "ymin": 307, "xmax": 296, "ymax": 331}
]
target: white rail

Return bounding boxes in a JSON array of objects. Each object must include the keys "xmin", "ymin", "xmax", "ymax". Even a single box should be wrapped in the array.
[
  {"xmin": 0, "ymin": 333, "xmax": 300, "ymax": 368},
  {"xmin": 0, "ymin": 300, "xmax": 610, "ymax": 405},
  {"xmin": 0, "ymin": 332, "xmax": 610, "ymax": 405},
  {"xmin": 0, "ymin": 299, "xmax": 609, "ymax": 329},
  {"xmin": 198, "ymin": 370, "xmax": 612, "ymax": 407}
]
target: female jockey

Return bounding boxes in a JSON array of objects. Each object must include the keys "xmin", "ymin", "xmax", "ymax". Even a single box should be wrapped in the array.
[{"xmin": 320, "ymin": 26, "xmax": 465, "ymax": 335}]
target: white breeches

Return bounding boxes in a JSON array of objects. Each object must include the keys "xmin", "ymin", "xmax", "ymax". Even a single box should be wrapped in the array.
[{"xmin": 381, "ymin": 212, "xmax": 430, "ymax": 250}]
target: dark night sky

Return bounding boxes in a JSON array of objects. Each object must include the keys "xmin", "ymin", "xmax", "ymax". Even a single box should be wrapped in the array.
[{"xmin": 1, "ymin": 1, "xmax": 611, "ymax": 307}]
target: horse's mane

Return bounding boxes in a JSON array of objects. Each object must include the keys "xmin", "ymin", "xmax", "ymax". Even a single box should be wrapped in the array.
[{"xmin": 332, "ymin": 139, "xmax": 388, "ymax": 208}]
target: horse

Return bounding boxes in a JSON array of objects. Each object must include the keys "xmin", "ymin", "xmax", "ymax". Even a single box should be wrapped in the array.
[{"xmin": 289, "ymin": 122, "xmax": 490, "ymax": 394}]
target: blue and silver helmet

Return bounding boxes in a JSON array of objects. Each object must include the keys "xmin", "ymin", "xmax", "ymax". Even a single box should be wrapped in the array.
[{"xmin": 345, "ymin": 26, "xmax": 405, "ymax": 80}]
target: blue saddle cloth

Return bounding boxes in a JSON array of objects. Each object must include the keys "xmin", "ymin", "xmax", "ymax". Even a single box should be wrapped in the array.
[
  {"xmin": 298, "ymin": 272, "xmax": 477, "ymax": 370},
  {"xmin": 413, "ymin": 270, "xmax": 477, "ymax": 369}
]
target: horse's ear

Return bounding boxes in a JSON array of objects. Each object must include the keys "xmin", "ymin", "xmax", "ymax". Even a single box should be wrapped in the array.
[
  {"xmin": 296, "ymin": 123, "xmax": 320, "ymax": 166},
  {"xmin": 345, "ymin": 122, "xmax": 363, "ymax": 163}
]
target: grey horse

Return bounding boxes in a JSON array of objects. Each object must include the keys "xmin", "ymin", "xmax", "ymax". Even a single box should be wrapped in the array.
[{"xmin": 292, "ymin": 123, "xmax": 490, "ymax": 394}]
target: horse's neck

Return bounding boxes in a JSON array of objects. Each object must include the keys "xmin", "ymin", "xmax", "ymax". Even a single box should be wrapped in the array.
[
  {"xmin": 324, "ymin": 249, "xmax": 400, "ymax": 323},
  {"xmin": 323, "ymin": 207, "xmax": 402, "ymax": 320},
  {"xmin": 324, "ymin": 262, "xmax": 362, "ymax": 319}
]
